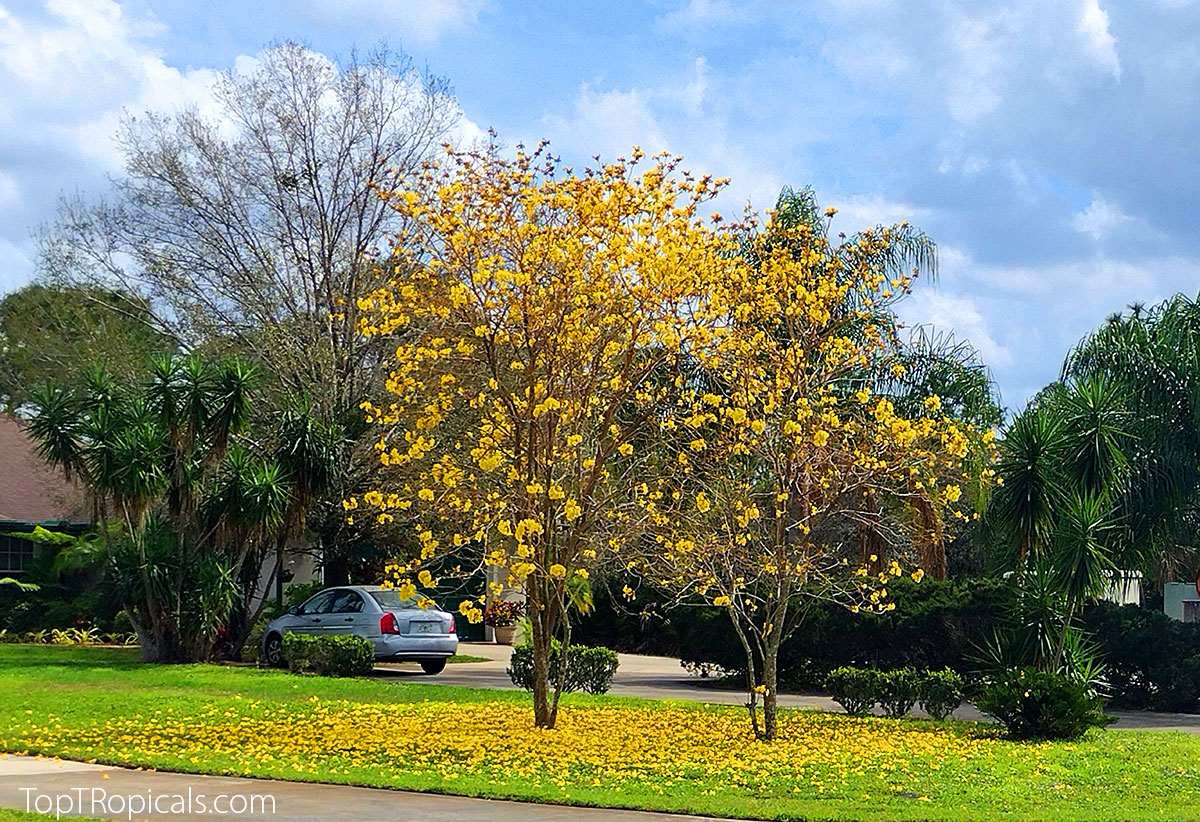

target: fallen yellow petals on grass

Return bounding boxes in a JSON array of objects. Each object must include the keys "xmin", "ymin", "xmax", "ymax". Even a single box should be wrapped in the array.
[{"xmin": 4, "ymin": 699, "xmax": 1017, "ymax": 800}]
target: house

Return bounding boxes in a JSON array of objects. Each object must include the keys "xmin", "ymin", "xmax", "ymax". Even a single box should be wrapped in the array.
[{"xmin": 0, "ymin": 414, "xmax": 91, "ymax": 577}]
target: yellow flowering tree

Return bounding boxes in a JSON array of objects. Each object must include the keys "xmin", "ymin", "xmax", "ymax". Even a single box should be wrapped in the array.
[
  {"xmin": 353, "ymin": 143, "xmax": 732, "ymax": 728},
  {"xmin": 638, "ymin": 189, "xmax": 995, "ymax": 740}
]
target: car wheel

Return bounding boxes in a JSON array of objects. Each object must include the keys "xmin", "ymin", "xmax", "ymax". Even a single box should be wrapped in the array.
[
  {"xmin": 264, "ymin": 633, "xmax": 285, "ymax": 668},
  {"xmin": 420, "ymin": 658, "xmax": 447, "ymax": 675}
]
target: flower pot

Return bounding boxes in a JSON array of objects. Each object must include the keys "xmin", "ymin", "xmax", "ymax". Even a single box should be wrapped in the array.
[{"xmin": 493, "ymin": 625, "xmax": 518, "ymax": 645}]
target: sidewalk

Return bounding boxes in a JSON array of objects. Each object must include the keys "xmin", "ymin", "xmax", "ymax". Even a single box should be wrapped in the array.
[
  {"xmin": 379, "ymin": 642, "xmax": 1200, "ymax": 733},
  {"xmin": 0, "ymin": 755, "xmax": 716, "ymax": 822}
]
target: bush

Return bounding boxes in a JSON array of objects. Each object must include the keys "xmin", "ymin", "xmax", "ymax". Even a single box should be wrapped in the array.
[
  {"xmin": 919, "ymin": 668, "xmax": 964, "ymax": 719},
  {"xmin": 825, "ymin": 666, "xmax": 879, "ymax": 715},
  {"xmin": 665, "ymin": 577, "xmax": 1019, "ymax": 690},
  {"xmin": 282, "ymin": 632, "xmax": 374, "ymax": 677},
  {"xmin": 976, "ymin": 667, "xmax": 1113, "ymax": 740},
  {"xmin": 877, "ymin": 668, "xmax": 920, "ymax": 718},
  {"xmin": 507, "ymin": 641, "xmax": 620, "ymax": 694},
  {"xmin": 1082, "ymin": 601, "xmax": 1200, "ymax": 712}
]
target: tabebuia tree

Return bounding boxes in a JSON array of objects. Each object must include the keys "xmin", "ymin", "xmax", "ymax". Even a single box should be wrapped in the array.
[
  {"xmin": 635, "ymin": 191, "xmax": 996, "ymax": 739},
  {"xmin": 27, "ymin": 357, "xmax": 339, "ymax": 662},
  {"xmin": 355, "ymin": 146, "xmax": 995, "ymax": 735},
  {"xmin": 353, "ymin": 144, "xmax": 731, "ymax": 728}
]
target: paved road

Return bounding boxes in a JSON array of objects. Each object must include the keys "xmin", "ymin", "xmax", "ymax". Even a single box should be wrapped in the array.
[
  {"xmin": 0, "ymin": 755, "xmax": 718, "ymax": 822},
  {"xmin": 380, "ymin": 642, "xmax": 1200, "ymax": 732}
]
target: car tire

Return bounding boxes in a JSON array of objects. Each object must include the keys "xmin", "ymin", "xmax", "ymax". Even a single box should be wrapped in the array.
[
  {"xmin": 264, "ymin": 633, "xmax": 285, "ymax": 668},
  {"xmin": 420, "ymin": 658, "xmax": 447, "ymax": 675}
]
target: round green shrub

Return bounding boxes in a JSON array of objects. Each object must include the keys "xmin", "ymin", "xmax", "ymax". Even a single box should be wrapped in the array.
[
  {"xmin": 976, "ymin": 667, "xmax": 1113, "ymax": 740},
  {"xmin": 918, "ymin": 668, "xmax": 964, "ymax": 720},
  {"xmin": 825, "ymin": 666, "xmax": 879, "ymax": 715},
  {"xmin": 507, "ymin": 640, "xmax": 619, "ymax": 694},
  {"xmin": 282, "ymin": 632, "xmax": 374, "ymax": 677},
  {"xmin": 877, "ymin": 667, "xmax": 920, "ymax": 718}
]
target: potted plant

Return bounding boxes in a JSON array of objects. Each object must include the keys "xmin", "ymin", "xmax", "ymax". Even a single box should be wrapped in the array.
[{"xmin": 484, "ymin": 599, "xmax": 526, "ymax": 645}]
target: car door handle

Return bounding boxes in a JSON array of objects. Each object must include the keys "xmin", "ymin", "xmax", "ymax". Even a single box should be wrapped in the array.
[
  {"xmin": 342, "ymin": 617, "xmax": 354, "ymax": 622},
  {"xmin": 310, "ymin": 618, "xmax": 321, "ymax": 623}
]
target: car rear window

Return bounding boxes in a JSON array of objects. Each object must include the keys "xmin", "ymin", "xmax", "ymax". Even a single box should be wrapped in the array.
[{"xmin": 369, "ymin": 589, "xmax": 421, "ymax": 610}]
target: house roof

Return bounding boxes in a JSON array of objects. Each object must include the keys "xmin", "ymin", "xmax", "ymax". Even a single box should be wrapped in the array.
[{"xmin": 0, "ymin": 414, "xmax": 91, "ymax": 525}]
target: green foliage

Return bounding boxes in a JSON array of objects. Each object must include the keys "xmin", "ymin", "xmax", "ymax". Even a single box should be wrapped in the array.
[
  {"xmin": 0, "ymin": 628, "xmax": 136, "ymax": 645},
  {"xmin": 281, "ymin": 632, "xmax": 374, "ymax": 677},
  {"xmin": 0, "ymin": 283, "xmax": 174, "ymax": 412},
  {"xmin": 26, "ymin": 355, "xmax": 339, "ymax": 662},
  {"xmin": 0, "ymin": 577, "xmax": 38, "ymax": 592},
  {"xmin": 507, "ymin": 641, "xmax": 619, "ymax": 695},
  {"xmin": 976, "ymin": 667, "xmax": 1113, "ymax": 741},
  {"xmin": 666, "ymin": 577, "xmax": 1018, "ymax": 688},
  {"xmin": 918, "ymin": 668, "xmax": 964, "ymax": 720},
  {"xmin": 827, "ymin": 666, "xmax": 964, "ymax": 720},
  {"xmin": 881, "ymin": 327, "xmax": 1005, "ymax": 431},
  {"xmin": 876, "ymin": 667, "xmax": 920, "ymax": 718},
  {"xmin": 825, "ymin": 666, "xmax": 879, "ymax": 715},
  {"xmin": 1083, "ymin": 601, "xmax": 1200, "ymax": 712}
]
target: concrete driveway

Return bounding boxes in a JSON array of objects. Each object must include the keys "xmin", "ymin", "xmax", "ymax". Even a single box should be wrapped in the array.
[{"xmin": 377, "ymin": 641, "xmax": 1200, "ymax": 732}]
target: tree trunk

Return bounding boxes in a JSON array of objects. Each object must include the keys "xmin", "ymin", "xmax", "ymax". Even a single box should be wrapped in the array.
[
  {"xmin": 136, "ymin": 607, "xmax": 188, "ymax": 663},
  {"xmin": 527, "ymin": 582, "xmax": 556, "ymax": 728},
  {"xmin": 762, "ymin": 628, "xmax": 782, "ymax": 741}
]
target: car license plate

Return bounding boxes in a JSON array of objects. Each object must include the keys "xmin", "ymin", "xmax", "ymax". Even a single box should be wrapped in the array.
[{"xmin": 418, "ymin": 623, "xmax": 433, "ymax": 633}]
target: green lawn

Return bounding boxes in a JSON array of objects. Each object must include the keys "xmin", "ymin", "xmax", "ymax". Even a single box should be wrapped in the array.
[
  {"xmin": 2, "ymin": 645, "xmax": 1200, "ymax": 822},
  {"xmin": 0, "ymin": 811, "xmax": 103, "ymax": 822}
]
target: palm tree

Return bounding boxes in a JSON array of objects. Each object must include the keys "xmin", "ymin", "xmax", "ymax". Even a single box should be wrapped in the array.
[
  {"xmin": 987, "ymin": 292, "xmax": 1200, "ymax": 675},
  {"xmin": 27, "ymin": 355, "xmax": 295, "ymax": 662}
]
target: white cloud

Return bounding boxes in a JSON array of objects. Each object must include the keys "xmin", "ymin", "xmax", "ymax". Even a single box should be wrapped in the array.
[
  {"xmin": 829, "ymin": 193, "xmax": 932, "ymax": 230},
  {"xmin": 0, "ymin": 170, "xmax": 18, "ymax": 208},
  {"xmin": 547, "ymin": 85, "xmax": 673, "ymax": 159},
  {"xmin": 0, "ymin": 238, "xmax": 32, "ymax": 294},
  {"xmin": 901, "ymin": 290, "xmax": 1012, "ymax": 368},
  {"xmin": 1073, "ymin": 195, "xmax": 1133, "ymax": 240},
  {"xmin": 0, "ymin": 0, "xmax": 223, "ymax": 169},
  {"xmin": 297, "ymin": 0, "xmax": 488, "ymax": 45},
  {"xmin": 1079, "ymin": 0, "xmax": 1122, "ymax": 78},
  {"xmin": 0, "ymin": 0, "xmax": 239, "ymax": 290},
  {"xmin": 539, "ymin": 57, "xmax": 783, "ymax": 213},
  {"xmin": 658, "ymin": 0, "xmax": 744, "ymax": 30}
]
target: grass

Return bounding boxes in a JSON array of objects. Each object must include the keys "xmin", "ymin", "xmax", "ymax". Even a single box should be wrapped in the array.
[
  {"xmin": 2, "ymin": 646, "xmax": 1200, "ymax": 821},
  {"xmin": 0, "ymin": 811, "xmax": 104, "ymax": 822},
  {"xmin": 447, "ymin": 653, "xmax": 488, "ymax": 663}
]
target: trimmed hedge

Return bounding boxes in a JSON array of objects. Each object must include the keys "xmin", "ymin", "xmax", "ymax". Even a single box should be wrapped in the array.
[
  {"xmin": 282, "ymin": 632, "xmax": 374, "ymax": 677},
  {"xmin": 1082, "ymin": 601, "xmax": 1200, "ymax": 712},
  {"xmin": 877, "ymin": 668, "xmax": 921, "ymax": 718},
  {"xmin": 825, "ymin": 666, "xmax": 964, "ymax": 719},
  {"xmin": 624, "ymin": 577, "xmax": 1017, "ymax": 689},
  {"xmin": 580, "ymin": 575, "xmax": 1200, "ymax": 715},
  {"xmin": 918, "ymin": 668, "xmax": 965, "ymax": 720},
  {"xmin": 825, "ymin": 666, "xmax": 878, "ymax": 715},
  {"xmin": 507, "ymin": 640, "xmax": 619, "ymax": 694}
]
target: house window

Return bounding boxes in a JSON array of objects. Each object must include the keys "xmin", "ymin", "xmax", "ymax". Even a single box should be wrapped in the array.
[{"xmin": 0, "ymin": 534, "xmax": 35, "ymax": 575}]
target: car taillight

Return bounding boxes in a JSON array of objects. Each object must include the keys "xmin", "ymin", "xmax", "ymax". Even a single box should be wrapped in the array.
[
  {"xmin": 449, "ymin": 615, "xmax": 457, "ymax": 634},
  {"xmin": 380, "ymin": 612, "xmax": 400, "ymax": 634}
]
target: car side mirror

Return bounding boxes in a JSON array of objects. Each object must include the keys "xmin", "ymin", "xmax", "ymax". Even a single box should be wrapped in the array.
[{"xmin": 287, "ymin": 606, "xmax": 300, "ymax": 616}]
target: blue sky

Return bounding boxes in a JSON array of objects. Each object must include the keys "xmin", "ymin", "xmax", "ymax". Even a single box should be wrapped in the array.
[{"xmin": 3, "ymin": 0, "xmax": 1200, "ymax": 409}]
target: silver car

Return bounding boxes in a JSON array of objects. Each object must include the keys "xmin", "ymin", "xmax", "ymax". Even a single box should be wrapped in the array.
[{"xmin": 261, "ymin": 585, "xmax": 458, "ymax": 674}]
